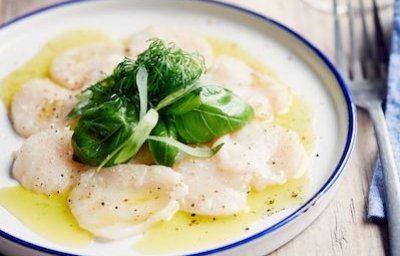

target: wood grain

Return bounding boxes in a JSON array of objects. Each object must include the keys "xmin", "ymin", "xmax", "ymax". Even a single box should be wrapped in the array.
[{"xmin": 0, "ymin": 0, "xmax": 393, "ymax": 255}]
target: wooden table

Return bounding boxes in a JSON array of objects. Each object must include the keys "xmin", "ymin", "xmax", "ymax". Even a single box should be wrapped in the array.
[{"xmin": 0, "ymin": 0, "xmax": 394, "ymax": 255}]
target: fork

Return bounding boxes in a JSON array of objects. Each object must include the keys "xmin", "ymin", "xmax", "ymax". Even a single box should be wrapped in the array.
[{"xmin": 333, "ymin": 0, "xmax": 400, "ymax": 255}]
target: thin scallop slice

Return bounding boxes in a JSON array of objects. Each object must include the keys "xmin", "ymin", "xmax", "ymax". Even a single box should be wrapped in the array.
[
  {"xmin": 214, "ymin": 121, "xmax": 308, "ymax": 192},
  {"xmin": 50, "ymin": 41, "xmax": 124, "ymax": 90},
  {"xmin": 252, "ymin": 72, "xmax": 292, "ymax": 114},
  {"xmin": 12, "ymin": 129, "xmax": 87, "ymax": 195},
  {"xmin": 68, "ymin": 164, "xmax": 187, "ymax": 240},
  {"xmin": 11, "ymin": 78, "xmax": 76, "ymax": 137},
  {"xmin": 207, "ymin": 56, "xmax": 291, "ymax": 118},
  {"xmin": 206, "ymin": 55, "xmax": 253, "ymax": 89},
  {"xmin": 127, "ymin": 26, "xmax": 213, "ymax": 67},
  {"xmin": 174, "ymin": 157, "xmax": 250, "ymax": 216}
]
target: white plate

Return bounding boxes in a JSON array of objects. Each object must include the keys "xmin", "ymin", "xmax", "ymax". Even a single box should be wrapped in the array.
[{"xmin": 0, "ymin": 1, "xmax": 356, "ymax": 255}]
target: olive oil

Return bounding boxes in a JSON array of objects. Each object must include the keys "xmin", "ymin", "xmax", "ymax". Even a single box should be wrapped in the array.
[
  {"xmin": 0, "ymin": 28, "xmax": 110, "ymax": 109},
  {"xmin": 0, "ymin": 30, "xmax": 315, "ymax": 252},
  {"xmin": 208, "ymin": 37, "xmax": 277, "ymax": 77},
  {"xmin": 0, "ymin": 186, "xmax": 93, "ymax": 246},
  {"xmin": 135, "ymin": 175, "xmax": 309, "ymax": 255},
  {"xmin": 276, "ymin": 95, "xmax": 316, "ymax": 153}
]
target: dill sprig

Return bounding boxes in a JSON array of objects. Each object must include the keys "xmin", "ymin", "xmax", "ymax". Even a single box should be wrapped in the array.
[{"xmin": 134, "ymin": 39, "xmax": 205, "ymax": 104}]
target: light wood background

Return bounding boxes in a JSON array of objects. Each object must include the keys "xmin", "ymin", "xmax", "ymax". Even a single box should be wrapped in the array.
[{"xmin": 0, "ymin": 0, "xmax": 394, "ymax": 255}]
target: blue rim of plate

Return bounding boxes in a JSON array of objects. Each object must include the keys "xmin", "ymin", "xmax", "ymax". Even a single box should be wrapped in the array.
[{"xmin": 0, "ymin": 0, "xmax": 356, "ymax": 255}]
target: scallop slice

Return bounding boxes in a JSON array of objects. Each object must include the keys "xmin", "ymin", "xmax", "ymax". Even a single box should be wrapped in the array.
[
  {"xmin": 68, "ymin": 164, "xmax": 187, "ymax": 240},
  {"xmin": 206, "ymin": 55, "xmax": 253, "ymax": 89},
  {"xmin": 252, "ymin": 72, "xmax": 292, "ymax": 114},
  {"xmin": 174, "ymin": 158, "xmax": 250, "ymax": 216},
  {"xmin": 50, "ymin": 41, "xmax": 125, "ymax": 90},
  {"xmin": 127, "ymin": 26, "xmax": 213, "ymax": 67},
  {"xmin": 207, "ymin": 56, "xmax": 291, "ymax": 118},
  {"xmin": 12, "ymin": 129, "xmax": 87, "ymax": 195},
  {"xmin": 11, "ymin": 78, "xmax": 76, "ymax": 137},
  {"xmin": 214, "ymin": 121, "xmax": 308, "ymax": 192}
]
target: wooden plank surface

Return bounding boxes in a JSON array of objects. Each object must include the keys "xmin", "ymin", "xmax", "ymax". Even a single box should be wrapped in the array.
[{"xmin": 0, "ymin": 0, "xmax": 394, "ymax": 255}]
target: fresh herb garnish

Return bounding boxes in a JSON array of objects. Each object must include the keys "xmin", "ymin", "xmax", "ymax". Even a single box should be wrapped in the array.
[
  {"xmin": 69, "ymin": 39, "xmax": 253, "ymax": 169},
  {"xmin": 147, "ymin": 120, "xmax": 180, "ymax": 167},
  {"xmin": 148, "ymin": 136, "xmax": 224, "ymax": 158},
  {"xmin": 72, "ymin": 97, "xmax": 138, "ymax": 166},
  {"xmin": 164, "ymin": 85, "xmax": 254, "ymax": 144},
  {"xmin": 97, "ymin": 108, "xmax": 159, "ymax": 171},
  {"xmin": 136, "ymin": 66, "xmax": 148, "ymax": 120},
  {"xmin": 135, "ymin": 39, "xmax": 205, "ymax": 104}
]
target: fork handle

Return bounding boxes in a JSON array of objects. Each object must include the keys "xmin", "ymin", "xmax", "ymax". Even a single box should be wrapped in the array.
[{"xmin": 367, "ymin": 102, "xmax": 400, "ymax": 256}]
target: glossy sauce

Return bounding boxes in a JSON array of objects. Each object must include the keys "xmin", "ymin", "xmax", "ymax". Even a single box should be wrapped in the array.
[
  {"xmin": 0, "ymin": 186, "xmax": 92, "ymax": 246},
  {"xmin": 0, "ymin": 29, "xmax": 110, "ymax": 109},
  {"xmin": 0, "ymin": 31, "xmax": 315, "ymax": 252},
  {"xmin": 135, "ymin": 176, "xmax": 309, "ymax": 255},
  {"xmin": 276, "ymin": 95, "xmax": 315, "ymax": 153}
]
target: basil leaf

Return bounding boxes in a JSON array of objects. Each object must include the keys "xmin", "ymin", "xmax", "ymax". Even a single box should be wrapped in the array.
[
  {"xmin": 154, "ymin": 81, "xmax": 201, "ymax": 111},
  {"xmin": 148, "ymin": 120, "xmax": 179, "ymax": 167},
  {"xmin": 95, "ymin": 108, "xmax": 159, "ymax": 171},
  {"xmin": 112, "ymin": 109, "xmax": 159, "ymax": 165},
  {"xmin": 68, "ymin": 79, "xmax": 114, "ymax": 119},
  {"xmin": 165, "ymin": 85, "xmax": 254, "ymax": 144},
  {"xmin": 71, "ymin": 97, "xmax": 138, "ymax": 166}
]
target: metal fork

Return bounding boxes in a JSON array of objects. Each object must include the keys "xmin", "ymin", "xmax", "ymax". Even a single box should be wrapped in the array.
[{"xmin": 334, "ymin": 0, "xmax": 400, "ymax": 255}]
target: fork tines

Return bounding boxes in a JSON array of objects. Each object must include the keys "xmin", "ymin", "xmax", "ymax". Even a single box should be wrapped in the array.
[{"xmin": 334, "ymin": 0, "xmax": 388, "ymax": 82}]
